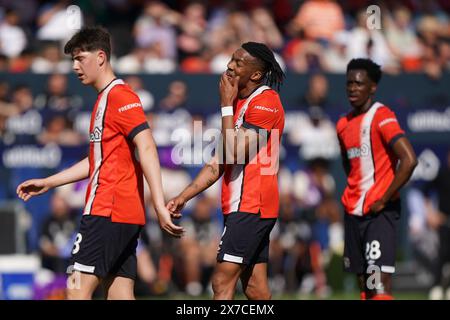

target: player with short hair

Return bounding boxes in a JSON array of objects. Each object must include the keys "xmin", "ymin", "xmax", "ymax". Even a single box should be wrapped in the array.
[
  {"xmin": 167, "ymin": 42, "xmax": 285, "ymax": 300},
  {"xmin": 16, "ymin": 26, "xmax": 183, "ymax": 300},
  {"xmin": 337, "ymin": 58, "xmax": 417, "ymax": 300}
]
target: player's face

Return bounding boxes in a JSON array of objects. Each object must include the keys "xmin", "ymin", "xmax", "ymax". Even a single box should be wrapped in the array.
[
  {"xmin": 346, "ymin": 69, "xmax": 376, "ymax": 109},
  {"xmin": 71, "ymin": 49, "xmax": 102, "ymax": 86},
  {"xmin": 226, "ymin": 48, "xmax": 260, "ymax": 88}
]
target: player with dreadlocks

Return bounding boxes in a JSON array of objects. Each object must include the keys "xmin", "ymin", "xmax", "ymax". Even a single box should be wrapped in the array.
[{"xmin": 167, "ymin": 42, "xmax": 285, "ymax": 299}]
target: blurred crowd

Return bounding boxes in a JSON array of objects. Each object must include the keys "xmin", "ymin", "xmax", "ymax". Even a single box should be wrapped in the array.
[
  {"xmin": 0, "ymin": 0, "xmax": 449, "ymax": 299},
  {"xmin": 0, "ymin": 69, "xmax": 449, "ymax": 298},
  {"xmin": 0, "ymin": 0, "xmax": 449, "ymax": 78}
]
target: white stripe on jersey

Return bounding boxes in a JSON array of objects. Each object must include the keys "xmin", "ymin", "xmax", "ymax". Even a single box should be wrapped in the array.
[
  {"xmin": 229, "ymin": 164, "xmax": 244, "ymax": 213},
  {"xmin": 352, "ymin": 102, "xmax": 383, "ymax": 216},
  {"xmin": 84, "ymin": 79, "xmax": 124, "ymax": 215}
]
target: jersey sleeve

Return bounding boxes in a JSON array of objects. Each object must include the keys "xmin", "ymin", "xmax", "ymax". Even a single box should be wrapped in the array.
[
  {"xmin": 109, "ymin": 86, "xmax": 149, "ymax": 140},
  {"xmin": 375, "ymin": 107, "xmax": 405, "ymax": 147},
  {"xmin": 241, "ymin": 92, "xmax": 282, "ymax": 133}
]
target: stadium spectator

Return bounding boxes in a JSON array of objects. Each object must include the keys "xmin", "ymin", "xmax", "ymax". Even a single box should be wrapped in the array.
[
  {"xmin": 290, "ymin": 0, "xmax": 345, "ymax": 43},
  {"xmin": 0, "ymin": 9, "xmax": 27, "ymax": 58},
  {"xmin": 39, "ymin": 192, "xmax": 77, "ymax": 274},
  {"xmin": 289, "ymin": 106, "xmax": 340, "ymax": 161},
  {"xmin": 177, "ymin": 2, "xmax": 207, "ymax": 63},
  {"xmin": 323, "ymin": 31, "xmax": 350, "ymax": 73},
  {"xmin": 134, "ymin": 229, "xmax": 158, "ymax": 297},
  {"xmin": 385, "ymin": 7, "xmax": 422, "ymax": 72},
  {"xmin": 249, "ymin": 7, "xmax": 283, "ymax": 51},
  {"xmin": 36, "ymin": 0, "xmax": 82, "ymax": 43},
  {"xmin": 124, "ymin": 75, "xmax": 154, "ymax": 112},
  {"xmin": 144, "ymin": 42, "xmax": 177, "ymax": 74},
  {"xmin": 34, "ymin": 73, "xmax": 83, "ymax": 119},
  {"xmin": 8, "ymin": 47, "xmax": 34, "ymax": 73},
  {"xmin": 152, "ymin": 80, "xmax": 192, "ymax": 147},
  {"xmin": 346, "ymin": 10, "xmax": 398, "ymax": 73},
  {"xmin": 417, "ymin": 15, "xmax": 449, "ymax": 79},
  {"xmin": 37, "ymin": 114, "xmax": 83, "ymax": 146},
  {"xmin": 0, "ymin": 81, "xmax": 17, "ymax": 140},
  {"xmin": 5, "ymin": 85, "xmax": 42, "ymax": 144},
  {"xmin": 406, "ymin": 186, "xmax": 439, "ymax": 288},
  {"xmin": 133, "ymin": 1, "xmax": 178, "ymax": 61},
  {"xmin": 423, "ymin": 150, "xmax": 450, "ymax": 300},
  {"xmin": 300, "ymin": 73, "xmax": 330, "ymax": 110},
  {"xmin": 178, "ymin": 196, "xmax": 221, "ymax": 296},
  {"xmin": 31, "ymin": 42, "xmax": 71, "ymax": 73},
  {"xmin": 209, "ymin": 40, "xmax": 239, "ymax": 74},
  {"xmin": 270, "ymin": 193, "xmax": 313, "ymax": 294},
  {"xmin": 115, "ymin": 47, "xmax": 147, "ymax": 74}
]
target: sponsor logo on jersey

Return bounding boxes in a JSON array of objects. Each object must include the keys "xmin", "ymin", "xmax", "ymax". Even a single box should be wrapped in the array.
[
  {"xmin": 347, "ymin": 143, "xmax": 370, "ymax": 159},
  {"xmin": 118, "ymin": 102, "xmax": 142, "ymax": 113},
  {"xmin": 378, "ymin": 118, "xmax": 397, "ymax": 128},
  {"xmin": 254, "ymin": 105, "xmax": 278, "ymax": 113}
]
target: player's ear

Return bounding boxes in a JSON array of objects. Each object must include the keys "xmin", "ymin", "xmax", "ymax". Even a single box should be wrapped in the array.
[
  {"xmin": 250, "ymin": 70, "xmax": 263, "ymax": 82},
  {"xmin": 97, "ymin": 50, "xmax": 106, "ymax": 67},
  {"xmin": 370, "ymin": 82, "xmax": 377, "ymax": 95}
]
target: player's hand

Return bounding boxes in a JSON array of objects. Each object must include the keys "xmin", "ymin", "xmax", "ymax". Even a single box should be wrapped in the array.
[
  {"xmin": 16, "ymin": 179, "xmax": 50, "ymax": 201},
  {"xmin": 166, "ymin": 195, "xmax": 186, "ymax": 219},
  {"xmin": 370, "ymin": 199, "xmax": 386, "ymax": 214},
  {"xmin": 156, "ymin": 207, "xmax": 185, "ymax": 238},
  {"xmin": 219, "ymin": 72, "xmax": 239, "ymax": 107}
]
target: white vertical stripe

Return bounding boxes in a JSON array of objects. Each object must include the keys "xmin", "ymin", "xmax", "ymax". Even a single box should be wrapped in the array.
[
  {"xmin": 84, "ymin": 79, "xmax": 124, "ymax": 215},
  {"xmin": 352, "ymin": 102, "xmax": 383, "ymax": 216},
  {"xmin": 229, "ymin": 164, "xmax": 244, "ymax": 212}
]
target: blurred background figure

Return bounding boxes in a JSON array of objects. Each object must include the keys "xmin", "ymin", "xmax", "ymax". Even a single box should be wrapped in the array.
[
  {"xmin": 0, "ymin": 9, "xmax": 27, "ymax": 59},
  {"xmin": 178, "ymin": 197, "xmax": 221, "ymax": 297},
  {"xmin": 39, "ymin": 192, "xmax": 77, "ymax": 275},
  {"xmin": 424, "ymin": 150, "xmax": 450, "ymax": 300},
  {"xmin": 4, "ymin": 85, "xmax": 42, "ymax": 145},
  {"xmin": 124, "ymin": 75, "xmax": 155, "ymax": 112}
]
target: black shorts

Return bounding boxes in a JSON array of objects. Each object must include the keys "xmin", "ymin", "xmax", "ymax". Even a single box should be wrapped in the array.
[
  {"xmin": 343, "ymin": 201, "xmax": 400, "ymax": 275},
  {"xmin": 68, "ymin": 215, "xmax": 142, "ymax": 280},
  {"xmin": 217, "ymin": 211, "xmax": 276, "ymax": 265}
]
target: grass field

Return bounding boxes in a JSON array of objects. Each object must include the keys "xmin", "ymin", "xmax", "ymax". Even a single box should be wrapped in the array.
[{"xmin": 143, "ymin": 291, "xmax": 429, "ymax": 300}]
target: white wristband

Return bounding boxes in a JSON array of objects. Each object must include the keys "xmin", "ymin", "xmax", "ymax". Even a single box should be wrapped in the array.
[{"xmin": 221, "ymin": 106, "xmax": 234, "ymax": 117}]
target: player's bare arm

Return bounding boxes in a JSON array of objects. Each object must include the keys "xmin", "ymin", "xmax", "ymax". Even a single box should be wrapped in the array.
[
  {"xmin": 167, "ymin": 153, "xmax": 224, "ymax": 216},
  {"xmin": 338, "ymin": 138, "xmax": 350, "ymax": 176},
  {"xmin": 220, "ymin": 72, "xmax": 261, "ymax": 164},
  {"xmin": 17, "ymin": 157, "xmax": 89, "ymax": 201},
  {"xmin": 370, "ymin": 137, "xmax": 418, "ymax": 213},
  {"xmin": 133, "ymin": 129, "xmax": 184, "ymax": 237}
]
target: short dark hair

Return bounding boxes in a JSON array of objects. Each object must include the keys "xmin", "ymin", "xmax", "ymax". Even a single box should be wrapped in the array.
[
  {"xmin": 64, "ymin": 26, "xmax": 111, "ymax": 60},
  {"xmin": 241, "ymin": 42, "xmax": 285, "ymax": 91},
  {"xmin": 347, "ymin": 58, "xmax": 382, "ymax": 84}
]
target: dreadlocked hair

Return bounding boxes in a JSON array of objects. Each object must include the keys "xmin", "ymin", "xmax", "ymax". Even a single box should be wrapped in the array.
[{"xmin": 241, "ymin": 42, "xmax": 285, "ymax": 91}]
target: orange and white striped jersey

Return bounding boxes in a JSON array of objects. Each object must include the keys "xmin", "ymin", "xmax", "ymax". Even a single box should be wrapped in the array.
[
  {"xmin": 84, "ymin": 79, "xmax": 149, "ymax": 225},
  {"xmin": 337, "ymin": 102, "xmax": 405, "ymax": 216},
  {"xmin": 221, "ymin": 86, "xmax": 285, "ymax": 219}
]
